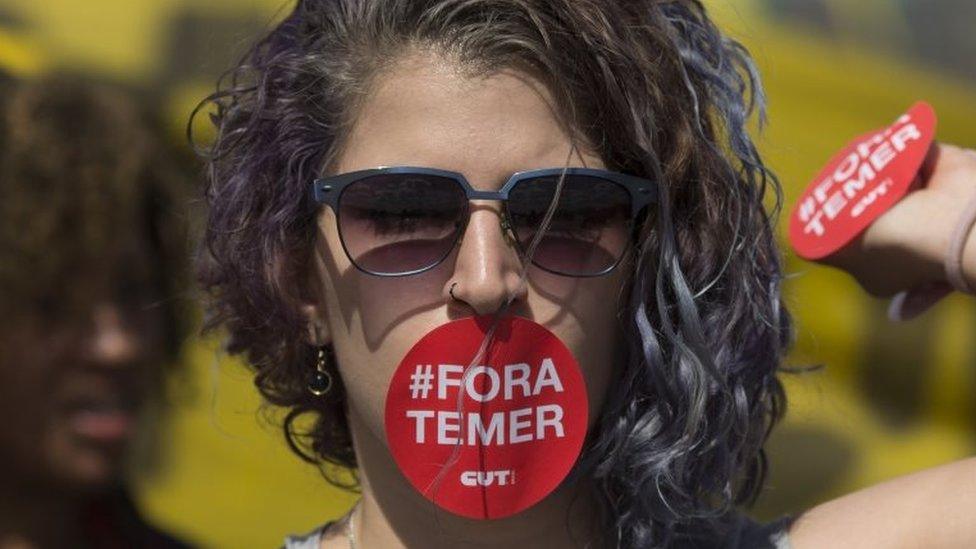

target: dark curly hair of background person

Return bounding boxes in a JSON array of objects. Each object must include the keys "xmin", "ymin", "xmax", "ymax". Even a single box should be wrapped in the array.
[{"xmin": 0, "ymin": 73, "xmax": 197, "ymax": 365}]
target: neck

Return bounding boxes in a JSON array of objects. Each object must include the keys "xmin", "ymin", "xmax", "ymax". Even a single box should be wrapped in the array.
[
  {"xmin": 347, "ymin": 407, "xmax": 609, "ymax": 549},
  {"xmin": 0, "ymin": 478, "xmax": 88, "ymax": 549}
]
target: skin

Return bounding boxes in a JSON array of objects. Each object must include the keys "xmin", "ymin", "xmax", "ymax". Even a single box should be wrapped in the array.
[
  {"xmin": 299, "ymin": 50, "xmax": 976, "ymax": 549},
  {"xmin": 301, "ymin": 51, "xmax": 633, "ymax": 549},
  {"xmin": 0, "ymin": 299, "xmax": 165, "ymax": 548},
  {"xmin": 789, "ymin": 143, "xmax": 976, "ymax": 547}
]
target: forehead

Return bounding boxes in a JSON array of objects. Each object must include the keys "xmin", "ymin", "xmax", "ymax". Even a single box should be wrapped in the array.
[{"xmin": 335, "ymin": 53, "xmax": 603, "ymax": 186}]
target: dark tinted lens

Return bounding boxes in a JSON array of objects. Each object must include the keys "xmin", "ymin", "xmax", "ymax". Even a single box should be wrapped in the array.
[
  {"xmin": 338, "ymin": 173, "xmax": 466, "ymax": 274},
  {"xmin": 507, "ymin": 174, "xmax": 631, "ymax": 275}
]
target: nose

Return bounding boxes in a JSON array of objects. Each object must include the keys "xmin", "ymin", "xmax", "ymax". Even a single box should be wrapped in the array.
[
  {"xmin": 86, "ymin": 303, "xmax": 143, "ymax": 368},
  {"xmin": 446, "ymin": 201, "xmax": 528, "ymax": 316}
]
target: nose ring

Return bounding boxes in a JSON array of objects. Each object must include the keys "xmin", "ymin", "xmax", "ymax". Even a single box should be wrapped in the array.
[{"xmin": 449, "ymin": 282, "xmax": 459, "ymax": 300}]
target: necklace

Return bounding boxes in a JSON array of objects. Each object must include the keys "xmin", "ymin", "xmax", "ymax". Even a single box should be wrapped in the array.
[{"xmin": 345, "ymin": 501, "xmax": 358, "ymax": 549}]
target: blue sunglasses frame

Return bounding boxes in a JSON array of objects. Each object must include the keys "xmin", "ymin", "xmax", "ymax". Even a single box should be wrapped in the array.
[{"xmin": 310, "ymin": 166, "xmax": 658, "ymax": 277}]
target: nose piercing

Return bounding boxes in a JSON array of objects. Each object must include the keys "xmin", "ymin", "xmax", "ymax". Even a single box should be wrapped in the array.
[{"xmin": 449, "ymin": 282, "xmax": 459, "ymax": 300}]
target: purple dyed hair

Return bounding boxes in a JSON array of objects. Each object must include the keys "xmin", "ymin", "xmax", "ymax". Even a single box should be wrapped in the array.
[{"xmin": 190, "ymin": 1, "xmax": 796, "ymax": 546}]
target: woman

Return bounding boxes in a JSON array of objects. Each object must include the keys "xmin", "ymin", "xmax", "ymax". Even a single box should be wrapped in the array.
[
  {"xmin": 0, "ymin": 74, "xmax": 195, "ymax": 548},
  {"xmin": 191, "ymin": 0, "xmax": 976, "ymax": 547}
]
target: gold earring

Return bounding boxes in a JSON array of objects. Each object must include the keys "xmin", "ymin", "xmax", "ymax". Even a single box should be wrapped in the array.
[{"xmin": 307, "ymin": 346, "xmax": 333, "ymax": 396}]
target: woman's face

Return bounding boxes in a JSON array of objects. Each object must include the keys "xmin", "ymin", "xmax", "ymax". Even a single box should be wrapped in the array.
[
  {"xmin": 305, "ymin": 52, "xmax": 634, "ymax": 448},
  {"xmin": 0, "ymin": 301, "xmax": 163, "ymax": 491}
]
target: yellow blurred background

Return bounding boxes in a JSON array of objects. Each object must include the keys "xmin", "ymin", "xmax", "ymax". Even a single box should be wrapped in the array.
[{"xmin": 0, "ymin": 0, "xmax": 973, "ymax": 547}]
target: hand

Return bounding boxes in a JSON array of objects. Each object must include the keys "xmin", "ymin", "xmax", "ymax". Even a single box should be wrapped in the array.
[{"xmin": 815, "ymin": 143, "xmax": 976, "ymax": 307}]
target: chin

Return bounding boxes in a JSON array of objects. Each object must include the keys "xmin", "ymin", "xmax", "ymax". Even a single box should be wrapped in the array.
[
  {"xmin": 58, "ymin": 455, "xmax": 125, "ymax": 493},
  {"xmin": 43, "ymin": 427, "xmax": 129, "ymax": 494}
]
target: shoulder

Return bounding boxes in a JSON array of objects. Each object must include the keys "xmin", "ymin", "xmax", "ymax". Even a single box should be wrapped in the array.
[
  {"xmin": 786, "ymin": 457, "xmax": 976, "ymax": 547},
  {"xmin": 282, "ymin": 522, "xmax": 331, "ymax": 549}
]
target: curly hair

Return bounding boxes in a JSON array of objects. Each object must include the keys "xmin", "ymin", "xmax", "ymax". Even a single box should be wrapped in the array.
[
  {"xmin": 192, "ymin": 1, "xmax": 795, "ymax": 546},
  {"xmin": 0, "ymin": 73, "xmax": 196, "ymax": 363}
]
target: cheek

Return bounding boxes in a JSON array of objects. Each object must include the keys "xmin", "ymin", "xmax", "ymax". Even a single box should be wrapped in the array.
[
  {"xmin": 0, "ymin": 354, "xmax": 62, "ymax": 474},
  {"xmin": 316, "ymin": 213, "xmax": 461, "ymax": 445},
  {"xmin": 319, "ymin": 259, "xmax": 442, "ymax": 445},
  {"xmin": 573, "ymin": 295, "xmax": 625, "ymax": 430},
  {"xmin": 0, "ymin": 368, "xmax": 41, "ymax": 449},
  {"xmin": 331, "ymin": 322, "xmax": 428, "ymax": 447},
  {"xmin": 542, "ymin": 257, "xmax": 632, "ymax": 428},
  {"xmin": 334, "ymin": 350, "xmax": 388, "ymax": 442}
]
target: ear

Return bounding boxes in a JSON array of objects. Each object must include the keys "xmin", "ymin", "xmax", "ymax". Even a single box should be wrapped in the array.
[
  {"xmin": 299, "ymin": 301, "xmax": 332, "ymax": 348},
  {"xmin": 299, "ymin": 256, "xmax": 333, "ymax": 347}
]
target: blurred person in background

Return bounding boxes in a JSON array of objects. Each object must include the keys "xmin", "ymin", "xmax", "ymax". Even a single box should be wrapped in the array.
[{"xmin": 0, "ymin": 73, "xmax": 195, "ymax": 548}]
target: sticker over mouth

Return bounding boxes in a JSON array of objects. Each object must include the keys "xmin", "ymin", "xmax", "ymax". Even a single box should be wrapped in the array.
[{"xmin": 384, "ymin": 314, "xmax": 589, "ymax": 520}]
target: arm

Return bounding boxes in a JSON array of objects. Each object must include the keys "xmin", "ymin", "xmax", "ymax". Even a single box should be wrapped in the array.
[
  {"xmin": 789, "ymin": 457, "xmax": 976, "ymax": 548},
  {"xmin": 792, "ymin": 144, "xmax": 976, "ymax": 546}
]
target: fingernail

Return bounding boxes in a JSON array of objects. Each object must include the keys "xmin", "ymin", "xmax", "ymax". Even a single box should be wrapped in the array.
[{"xmin": 887, "ymin": 281, "xmax": 954, "ymax": 322}]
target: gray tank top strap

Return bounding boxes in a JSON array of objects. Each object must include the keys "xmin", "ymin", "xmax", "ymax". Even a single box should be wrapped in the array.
[
  {"xmin": 282, "ymin": 522, "xmax": 328, "ymax": 549},
  {"xmin": 734, "ymin": 514, "xmax": 794, "ymax": 549},
  {"xmin": 770, "ymin": 528, "xmax": 792, "ymax": 549}
]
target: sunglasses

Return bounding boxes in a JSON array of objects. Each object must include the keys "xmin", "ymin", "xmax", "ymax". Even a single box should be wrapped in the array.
[{"xmin": 310, "ymin": 166, "xmax": 658, "ymax": 277}]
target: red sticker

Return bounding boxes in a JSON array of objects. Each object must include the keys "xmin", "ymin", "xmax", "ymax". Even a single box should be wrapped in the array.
[
  {"xmin": 789, "ymin": 101, "xmax": 937, "ymax": 260},
  {"xmin": 384, "ymin": 315, "xmax": 588, "ymax": 520}
]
